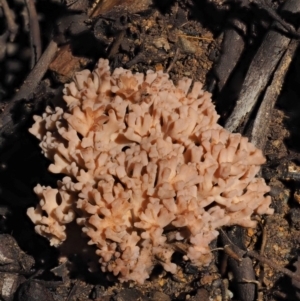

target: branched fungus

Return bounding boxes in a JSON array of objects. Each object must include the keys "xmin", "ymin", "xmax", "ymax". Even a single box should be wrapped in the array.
[{"xmin": 28, "ymin": 59, "xmax": 273, "ymax": 283}]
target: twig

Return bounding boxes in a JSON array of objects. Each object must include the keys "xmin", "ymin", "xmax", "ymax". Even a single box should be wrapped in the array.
[
  {"xmin": 0, "ymin": 40, "xmax": 58, "ymax": 146},
  {"xmin": 246, "ymin": 249, "xmax": 300, "ymax": 284},
  {"xmin": 225, "ymin": 0, "xmax": 300, "ymax": 133},
  {"xmin": 259, "ymin": 221, "xmax": 267, "ymax": 256},
  {"xmin": 253, "ymin": 217, "xmax": 268, "ymax": 290},
  {"xmin": 24, "ymin": 0, "xmax": 42, "ymax": 68},
  {"xmin": 166, "ymin": 48, "xmax": 180, "ymax": 73},
  {"xmin": 12, "ymin": 40, "xmax": 58, "ymax": 103},
  {"xmin": 252, "ymin": 0, "xmax": 300, "ymax": 39},
  {"xmin": 224, "ymin": 244, "xmax": 242, "ymax": 263},
  {"xmin": 250, "ymin": 37, "xmax": 299, "ymax": 149},
  {"xmin": 107, "ymin": 30, "xmax": 125, "ymax": 59},
  {"xmin": 0, "ymin": 0, "xmax": 18, "ymax": 42},
  {"xmin": 220, "ymin": 229, "xmax": 256, "ymax": 301},
  {"xmin": 0, "ymin": 31, "xmax": 9, "ymax": 61},
  {"xmin": 177, "ymin": 34, "xmax": 213, "ymax": 41},
  {"xmin": 65, "ymin": 281, "xmax": 79, "ymax": 301}
]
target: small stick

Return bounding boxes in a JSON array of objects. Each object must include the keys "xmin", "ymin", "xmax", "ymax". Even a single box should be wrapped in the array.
[
  {"xmin": 225, "ymin": 0, "xmax": 300, "ymax": 133},
  {"xmin": 252, "ymin": 0, "xmax": 300, "ymax": 39},
  {"xmin": 12, "ymin": 40, "xmax": 58, "ymax": 103},
  {"xmin": 258, "ymin": 219, "xmax": 268, "ymax": 286},
  {"xmin": 166, "ymin": 48, "xmax": 180, "ymax": 73},
  {"xmin": 0, "ymin": 0, "xmax": 18, "ymax": 42},
  {"xmin": 0, "ymin": 40, "xmax": 58, "ymax": 146},
  {"xmin": 65, "ymin": 280, "xmax": 79, "ymax": 301},
  {"xmin": 24, "ymin": 0, "xmax": 42, "ymax": 68},
  {"xmin": 247, "ymin": 250, "xmax": 300, "ymax": 284},
  {"xmin": 224, "ymin": 244, "xmax": 242, "ymax": 263},
  {"xmin": 177, "ymin": 34, "xmax": 213, "ymax": 41}
]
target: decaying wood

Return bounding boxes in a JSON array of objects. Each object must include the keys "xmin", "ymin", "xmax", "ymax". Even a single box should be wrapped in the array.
[
  {"xmin": 250, "ymin": 38, "xmax": 299, "ymax": 150},
  {"xmin": 213, "ymin": 18, "xmax": 246, "ymax": 92},
  {"xmin": 225, "ymin": 0, "xmax": 300, "ymax": 133}
]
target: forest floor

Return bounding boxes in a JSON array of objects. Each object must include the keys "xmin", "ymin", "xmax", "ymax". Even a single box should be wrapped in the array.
[{"xmin": 1, "ymin": 0, "xmax": 300, "ymax": 300}]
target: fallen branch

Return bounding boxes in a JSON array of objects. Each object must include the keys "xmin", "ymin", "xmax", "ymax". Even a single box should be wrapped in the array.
[
  {"xmin": 0, "ymin": 40, "xmax": 58, "ymax": 146},
  {"xmin": 225, "ymin": 0, "xmax": 300, "ymax": 133},
  {"xmin": 0, "ymin": 0, "xmax": 18, "ymax": 42},
  {"xmin": 24, "ymin": 0, "xmax": 42, "ymax": 68},
  {"xmin": 250, "ymin": 37, "xmax": 299, "ymax": 149},
  {"xmin": 246, "ymin": 249, "xmax": 300, "ymax": 284}
]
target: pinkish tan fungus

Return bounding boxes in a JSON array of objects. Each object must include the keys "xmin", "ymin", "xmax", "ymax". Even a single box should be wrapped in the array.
[{"xmin": 28, "ymin": 58, "xmax": 273, "ymax": 283}]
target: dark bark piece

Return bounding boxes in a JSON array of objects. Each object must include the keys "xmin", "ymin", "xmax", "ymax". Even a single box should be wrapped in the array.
[
  {"xmin": 225, "ymin": 0, "xmax": 300, "ymax": 133},
  {"xmin": 250, "ymin": 38, "xmax": 299, "ymax": 149},
  {"xmin": 17, "ymin": 280, "xmax": 55, "ymax": 301},
  {"xmin": 213, "ymin": 18, "xmax": 246, "ymax": 92},
  {"xmin": 55, "ymin": 13, "xmax": 89, "ymax": 44}
]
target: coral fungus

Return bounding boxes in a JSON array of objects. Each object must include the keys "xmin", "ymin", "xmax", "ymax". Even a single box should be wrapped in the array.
[{"xmin": 28, "ymin": 59, "xmax": 273, "ymax": 283}]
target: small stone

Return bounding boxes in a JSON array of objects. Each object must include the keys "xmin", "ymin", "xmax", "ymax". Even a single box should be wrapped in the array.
[
  {"xmin": 190, "ymin": 289, "xmax": 209, "ymax": 301},
  {"xmin": 152, "ymin": 37, "xmax": 170, "ymax": 51},
  {"xmin": 0, "ymin": 273, "xmax": 25, "ymax": 301},
  {"xmin": 178, "ymin": 36, "xmax": 197, "ymax": 54},
  {"xmin": 151, "ymin": 291, "xmax": 171, "ymax": 301}
]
